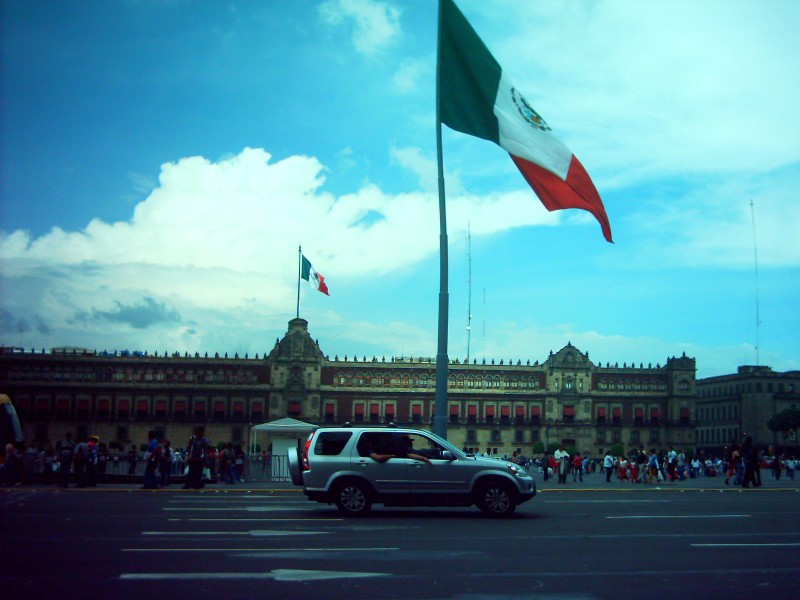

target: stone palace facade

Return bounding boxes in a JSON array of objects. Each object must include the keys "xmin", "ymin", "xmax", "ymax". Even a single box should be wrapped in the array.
[
  {"xmin": 1, "ymin": 318, "xmax": 702, "ymax": 456},
  {"xmin": 695, "ymin": 365, "xmax": 800, "ymax": 453}
]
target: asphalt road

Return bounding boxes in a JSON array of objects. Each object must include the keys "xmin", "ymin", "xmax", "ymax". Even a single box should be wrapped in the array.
[{"xmin": 2, "ymin": 483, "xmax": 799, "ymax": 599}]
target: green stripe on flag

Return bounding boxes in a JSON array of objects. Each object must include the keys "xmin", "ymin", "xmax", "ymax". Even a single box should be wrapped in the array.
[
  {"xmin": 439, "ymin": 0, "xmax": 502, "ymax": 143},
  {"xmin": 300, "ymin": 256, "xmax": 312, "ymax": 282}
]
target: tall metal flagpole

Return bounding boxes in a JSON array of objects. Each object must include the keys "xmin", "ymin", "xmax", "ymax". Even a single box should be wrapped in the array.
[
  {"xmin": 433, "ymin": 0, "xmax": 449, "ymax": 440},
  {"xmin": 296, "ymin": 245, "xmax": 302, "ymax": 319}
]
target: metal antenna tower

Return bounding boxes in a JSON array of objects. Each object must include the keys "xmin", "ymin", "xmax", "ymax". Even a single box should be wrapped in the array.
[
  {"xmin": 750, "ymin": 198, "xmax": 761, "ymax": 365},
  {"xmin": 466, "ymin": 223, "xmax": 472, "ymax": 361}
]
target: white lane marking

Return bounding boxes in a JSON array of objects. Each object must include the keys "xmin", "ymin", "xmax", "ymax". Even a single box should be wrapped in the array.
[
  {"xmin": 249, "ymin": 506, "xmax": 318, "ymax": 512},
  {"xmin": 142, "ymin": 530, "xmax": 328, "ymax": 537},
  {"xmin": 120, "ymin": 569, "xmax": 390, "ymax": 581},
  {"xmin": 608, "ymin": 514, "xmax": 751, "ymax": 519},
  {"xmin": 163, "ymin": 506, "xmax": 317, "ymax": 512},
  {"xmin": 123, "ymin": 547, "xmax": 399, "ymax": 553},
  {"xmin": 692, "ymin": 543, "xmax": 800, "ymax": 548},
  {"xmin": 167, "ymin": 495, "xmax": 301, "ymax": 499},
  {"xmin": 542, "ymin": 499, "xmax": 662, "ymax": 503},
  {"xmin": 168, "ymin": 518, "xmax": 342, "ymax": 522},
  {"xmin": 167, "ymin": 497, "xmax": 314, "ymax": 506}
]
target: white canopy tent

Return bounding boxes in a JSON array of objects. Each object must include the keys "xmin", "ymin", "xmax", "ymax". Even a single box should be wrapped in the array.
[{"xmin": 250, "ymin": 417, "xmax": 318, "ymax": 480}]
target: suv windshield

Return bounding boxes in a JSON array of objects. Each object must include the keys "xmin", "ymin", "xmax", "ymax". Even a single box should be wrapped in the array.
[{"xmin": 421, "ymin": 431, "xmax": 465, "ymax": 458}]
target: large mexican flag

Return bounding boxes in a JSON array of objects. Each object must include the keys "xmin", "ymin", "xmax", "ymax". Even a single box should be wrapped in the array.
[{"xmin": 439, "ymin": 0, "xmax": 613, "ymax": 243}]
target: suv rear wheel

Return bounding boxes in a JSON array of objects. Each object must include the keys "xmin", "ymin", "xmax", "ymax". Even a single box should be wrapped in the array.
[
  {"xmin": 476, "ymin": 481, "xmax": 516, "ymax": 517},
  {"xmin": 333, "ymin": 479, "xmax": 372, "ymax": 517}
]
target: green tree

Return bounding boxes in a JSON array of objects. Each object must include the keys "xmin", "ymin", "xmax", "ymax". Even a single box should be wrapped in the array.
[
  {"xmin": 531, "ymin": 441, "xmax": 545, "ymax": 454},
  {"xmin": 610, "ymin": 443, "xmax": 625, "ymax": 457},
  {"xmin": 767, "ymin": 408, "xmax": 800, "ymax": 446}
]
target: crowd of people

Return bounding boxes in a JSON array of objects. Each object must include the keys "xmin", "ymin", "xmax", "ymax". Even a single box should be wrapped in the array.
[
  {"xmin": 465, "ymin": 439, "xmax": 797, "ymax": 489},
  {"xmin": 5, "ymin": 432, "xmax": 797, "ymax": 490},
  {"xmin": 1, "ymin": 427, "xmax": 273, "ymax": 489}
]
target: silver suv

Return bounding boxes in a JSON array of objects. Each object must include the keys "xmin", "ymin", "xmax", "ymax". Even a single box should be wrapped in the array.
[{"xmin": 287, "ymin": 425, "xmax": 536, "ymax": 517}]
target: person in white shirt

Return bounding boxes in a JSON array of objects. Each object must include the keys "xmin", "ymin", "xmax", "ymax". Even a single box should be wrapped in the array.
[
  {"xmin": 691, "ymin": 456, "xmax": 701, "ymax": 478},
  {"xmin": 553, "ymin": 444, "xmax": 570, "ymax": 484},
  {"xmin": 785, "ymin": 457, "xmax": 796, "ymax": 480},
  {"xmin": 603, "ymin": 451, "xmax": 615, "ymax": 482}
]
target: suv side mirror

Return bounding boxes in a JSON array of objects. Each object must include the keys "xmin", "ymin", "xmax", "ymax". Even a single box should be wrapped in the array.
[{"xmin": 441, "ymin": 450, "xmax": 456, "ymax": 461}]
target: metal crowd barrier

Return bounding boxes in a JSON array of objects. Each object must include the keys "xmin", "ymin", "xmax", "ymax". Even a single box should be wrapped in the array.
[
  {"xmin": 34, "ymin": 453, "xmax": 292, "ymax": 483},
  {"xmin": 243, "ymin": 455, "xmax": 289, "ymax": 482}
]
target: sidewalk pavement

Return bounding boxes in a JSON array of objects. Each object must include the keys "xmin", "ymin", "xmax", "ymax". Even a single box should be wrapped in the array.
[
  {"xmin": 5, "ymin": 470, "xmax": 800, "ymax": 493},
  {"xmin": 528, "ymin": 471, "xmax": 800, "ymax": 492}
]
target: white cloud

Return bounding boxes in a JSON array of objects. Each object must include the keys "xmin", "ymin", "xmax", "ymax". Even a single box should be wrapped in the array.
[
  {"xmin": 392, "ymin": 58, "xmax": 426, "ymax": 94},
  {"xmin": 335, "ymin": 146, "xmax": 358, "ymax": 171},
  {"xmin": 624, "ymin": 165, "xmax": 800, "ymax": 269},
  {"xmin": 470, "ymin": 319, "xmax": 798, "ymax": 380},
  {"xmin": 318, "ymin": 0, "xmax": 402, "ymax": 56},
  {"xmin": 390, "ymin": 146, "xmax": 443, "ymax": 193},
  {"xmin": 483, "ymin": 1, "xmax": 800, "ymax": 186},
  {"xmin": 127, "ymin": 171, "xmax": 157, "ymax": 197},
  {"xmin": 3, "ymin": 1, "xmax": 798, "ymax": 376},
  {"xmin": 0, "ymin": 147, "xmax": 564, "ymax": 352},
  {"xmin": 1, "ymin": 145, "xmax": 796, "ymax": 372},
  {"xmin": 1, "ymin": 146, "xmax": 550, "ymax": 279}
]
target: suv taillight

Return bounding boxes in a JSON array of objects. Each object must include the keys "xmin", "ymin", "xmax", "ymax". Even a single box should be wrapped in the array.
[{"xmin": 302, "ymin": 432, "xmax": 314, "ymax": 471}]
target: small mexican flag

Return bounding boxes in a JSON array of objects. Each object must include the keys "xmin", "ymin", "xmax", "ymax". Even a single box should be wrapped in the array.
[
  {"xmin": 439, "ymin": 0, "xmax": 613, "ymax": 243},
  {"xmin": 301, "ymin": 255, "xmax": 329, "ymax": 296}
]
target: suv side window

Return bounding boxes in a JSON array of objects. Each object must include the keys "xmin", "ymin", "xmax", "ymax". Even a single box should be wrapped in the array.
[
  {"xmin": 356, "ymin": 432, "xmax": 395, "ymax": 457},
  {"xmin": 313, "ymin": 431, "xmax": 353, "ymax": 456},
  {"xmin": 393, "ymin": 432, "xmax": 446, "ymax": 459}
]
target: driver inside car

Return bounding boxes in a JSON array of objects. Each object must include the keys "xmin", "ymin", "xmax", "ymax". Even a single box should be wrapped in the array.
[{"xmin": 395, "ymin": 435, "xmax": 433, "ymax": 466}]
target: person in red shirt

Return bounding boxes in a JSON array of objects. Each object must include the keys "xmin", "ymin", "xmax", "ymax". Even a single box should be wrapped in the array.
[
  {"xmin": 572, "ymin": 453, "xmax": 583, "ymax": 482},
  {"xmin": 618, "ymin": 456, "xmax": 629, "ymax": 482},
  {"xmin": 630, "ymin": 457, "xmax": 639, "ymax": 483}
]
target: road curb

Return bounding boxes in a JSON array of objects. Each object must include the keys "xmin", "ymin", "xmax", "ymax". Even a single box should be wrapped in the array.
[
  {"xmin": 0, "ymin": 486, "xmax": 304, "ymax": 493},
  {"xmin": 539, "ymin": 487, "xmax": 800, "ymax": 493},
  {"xmin": 4, "ymin": 485, "xmax": 799, "ymax": 494}
]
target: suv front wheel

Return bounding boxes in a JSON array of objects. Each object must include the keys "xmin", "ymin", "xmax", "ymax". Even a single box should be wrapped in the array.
[
  {"xmin": 333, "ymin": 479, "xmax": 372, "ymax": 517},
  {"xmin": 475, "ymin": 481, "xmax": 517, "ymax": 517}
]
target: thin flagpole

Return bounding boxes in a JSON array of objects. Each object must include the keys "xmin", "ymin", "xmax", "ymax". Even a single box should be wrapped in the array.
[
  {"xmin": 296, "ymin": 245, "xmax": 302, "ymax": 319},
  {"xmin": 433, "ymin": 0, "xmax": 449, "ymax": 440}
]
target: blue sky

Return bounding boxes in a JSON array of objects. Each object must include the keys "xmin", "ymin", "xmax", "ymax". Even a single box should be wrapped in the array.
[{"xmin": 1, "ymin": 0, "xmax": 798, "ymax": 378}]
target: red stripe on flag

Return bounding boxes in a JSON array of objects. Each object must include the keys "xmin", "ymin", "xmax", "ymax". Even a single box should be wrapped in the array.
[
  {"xmin": 510, "ymin": 153, "xmax": 613, "ymax": 243},
  {"xmin": 317, "ymin": 273, "xmax": 330, "ymax": 296}
]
